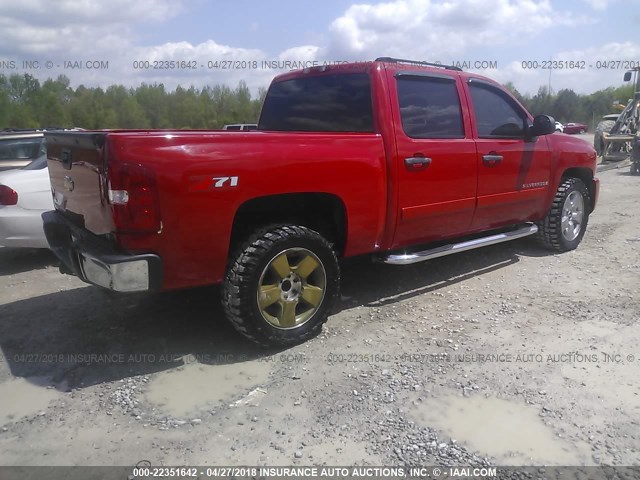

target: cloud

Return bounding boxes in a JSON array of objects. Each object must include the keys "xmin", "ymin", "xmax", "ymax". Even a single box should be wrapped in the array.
[
  {"xmin": 0, "ymin": 0, "xmax": 181, "ymax": 25},
  {"xmin": 490, "ymin": 42, "xmax": 640, "ymax": 95},
  {"xmin": 581, "ymin": 0, "xmax": 620, "ymax": 10},
  {"xmin": 127, "ymin": 40, "xmax": 275, "ymax": 93},
  {"xmin": 326, "ymin": 0, "xmax": 592, "ymax": 60},
  {"xmin": 0, "ymin": 0, "xmax": 628, "ymax": 97},
  {"xmin": 0, "ymin": 0, "xmax": 322, "ymax": 94},
  {"xmin": 0, "ymin": 18, "xmax": 133, "ymax": 56},
  {"xmin": 132, "ymin": 39, "xmax": 635, "ymax": 97},
  {"xmin": 278, "ymin": 46, "xmax": 321, "ymax": 61},
  {"xmin": 0, "ymin": 0, "xmax": 183, "ymax": 55}
]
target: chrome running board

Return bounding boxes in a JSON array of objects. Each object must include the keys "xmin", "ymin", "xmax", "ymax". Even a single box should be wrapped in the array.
[{"xmin": 381, "ymin": 223, "xmax": 538, "ymax": 265}]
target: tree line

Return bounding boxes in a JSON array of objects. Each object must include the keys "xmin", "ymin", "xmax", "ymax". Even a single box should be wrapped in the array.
[
  {"xmin": 0, "ymin": 74, "xmax": 266, "ymax": 130},
  {"xmin": 0, "ymin": 73, "xmax": 634, "ymax": 130},
  {"xmin": 505, "ymin": 82, "xmax": 634, "ymax": 127}
]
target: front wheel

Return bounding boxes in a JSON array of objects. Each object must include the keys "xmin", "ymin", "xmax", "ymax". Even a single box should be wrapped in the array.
[
  {"xmin": 536, "ymin": 178, "xmax": 591, "ymax": 252},
  {"xmin": 222, "ymin": 225, "xmax": 339, "ymax": 346}
]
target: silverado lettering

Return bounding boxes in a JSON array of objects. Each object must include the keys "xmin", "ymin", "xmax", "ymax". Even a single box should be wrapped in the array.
[{"xmin": 42, "ymin": 57, "xmax": 599, "ymax": 346}]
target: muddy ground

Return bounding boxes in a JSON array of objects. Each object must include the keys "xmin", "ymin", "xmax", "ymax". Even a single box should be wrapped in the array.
[{"xmin": 0, "ymin": 153, "xmax": 638, "ymax": 468}]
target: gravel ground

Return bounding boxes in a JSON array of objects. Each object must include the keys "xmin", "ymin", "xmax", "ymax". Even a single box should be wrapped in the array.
[{"xmin": 0, "ymin": 163, "xmax": 638, "ymax": 468}]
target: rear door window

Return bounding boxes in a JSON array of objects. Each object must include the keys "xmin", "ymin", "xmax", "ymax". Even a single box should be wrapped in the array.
[{"xmin": 396, "ymin": 75, "xmax": 464, "ymax": 138}]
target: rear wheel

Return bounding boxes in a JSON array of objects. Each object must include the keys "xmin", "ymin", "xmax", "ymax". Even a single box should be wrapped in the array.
[
  {"xmin": 537, "ymin": 178, "xmax": 590, "ymax": 252},
  {"xmin": 222, "ymin": 225, "xmax": 339, "ymax": 346}
]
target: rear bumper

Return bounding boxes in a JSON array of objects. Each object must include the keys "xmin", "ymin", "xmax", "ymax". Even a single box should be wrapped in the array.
[{"xmin": 42, "ymin": 210, "xmax": 162, "ymax": 292}]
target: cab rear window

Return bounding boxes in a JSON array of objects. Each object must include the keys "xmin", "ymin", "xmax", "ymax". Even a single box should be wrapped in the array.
[{"xmin": 258, "ymin": 73, "xmax": 374, "ymax": 133}]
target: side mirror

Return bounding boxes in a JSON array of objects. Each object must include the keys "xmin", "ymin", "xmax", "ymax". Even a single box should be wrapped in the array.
[
  {"xmin": 624, "ymin": 71, "xmax": 632, "ymax": 82},
  {"xmin": 529, "ymin": 114, "xmax": 556, "ymax": 137}
]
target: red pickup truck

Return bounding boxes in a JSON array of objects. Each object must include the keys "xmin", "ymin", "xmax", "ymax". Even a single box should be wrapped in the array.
[{"xmin": 42, "ymin": 58, "xmax": 599, "ymax": 346}]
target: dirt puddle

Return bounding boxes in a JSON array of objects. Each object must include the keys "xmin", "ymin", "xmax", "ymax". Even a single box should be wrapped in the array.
[
  {"xmin": 144, "ymin": 360, "xmax": 271, "ymax": 418},
  {"xmin": 411, "ymin": 395, "xmax": 592, "ymax": 465},
  {"xmin": 0, "ymin": 377, "xmax": 61, "ymax": 426}
]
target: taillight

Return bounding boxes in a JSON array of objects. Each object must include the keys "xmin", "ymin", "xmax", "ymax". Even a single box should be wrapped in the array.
[
  {"xmin": 107, "ymin": 163, "xmax": 161, "ymax": 233},
  {"xmin": 0, "ymin": 185, "xmax": 18, "ymax": 206}
]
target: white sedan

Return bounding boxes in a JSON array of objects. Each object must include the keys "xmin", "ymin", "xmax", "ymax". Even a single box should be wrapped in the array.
[{"xmin": 0, "ymin": 157, "xmax": 53, "ymax": 248}]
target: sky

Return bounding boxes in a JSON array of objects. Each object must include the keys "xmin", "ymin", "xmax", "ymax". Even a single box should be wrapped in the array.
[{"xmin": 0, "ymin": 0, "xmax": 639, "ymax": 97}]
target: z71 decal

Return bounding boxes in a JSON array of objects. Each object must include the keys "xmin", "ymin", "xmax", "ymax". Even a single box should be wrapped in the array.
[
  {"xmin": 212, "ymin": 176, "xmax": 239, "ymax": 188},
  {"xmin": 189, "ymin": 175, "xmax": 239, "ymax": 191}
]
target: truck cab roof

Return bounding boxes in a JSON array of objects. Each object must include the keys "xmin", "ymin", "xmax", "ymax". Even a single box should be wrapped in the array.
[{"xmin": 271, "ymin": 57, "xmax": 502, "ymax": 88}]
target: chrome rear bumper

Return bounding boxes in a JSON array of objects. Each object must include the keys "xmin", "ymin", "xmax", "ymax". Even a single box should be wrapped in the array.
[{"xmin": 42, "ymin": 210, "xmax": 162, "ymax": 292}]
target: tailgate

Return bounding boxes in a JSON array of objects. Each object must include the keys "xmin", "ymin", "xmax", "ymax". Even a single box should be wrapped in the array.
[{"xmin": 46, "ymin": 132, "xmax": 114, "ymax": 235}]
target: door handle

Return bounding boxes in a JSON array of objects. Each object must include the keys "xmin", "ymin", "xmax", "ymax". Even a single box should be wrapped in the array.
[
  {"xmin": 482, "ymin": 153, "xmax": 503, "ymax": 167},
  {"xmin": 405, "ymin": 156, "xmax": 432, "ymax": 169}
]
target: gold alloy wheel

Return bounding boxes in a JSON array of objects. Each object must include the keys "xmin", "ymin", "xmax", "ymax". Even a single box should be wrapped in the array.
[{"xmin": 257, "ymin": 248, "xmax": 327, "ymax": 329}]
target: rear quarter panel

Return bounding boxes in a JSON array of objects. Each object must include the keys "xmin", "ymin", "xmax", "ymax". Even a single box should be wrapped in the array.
[{"xmin": 109, "ymin": 131, "xmax": 386, "ymax": 289}]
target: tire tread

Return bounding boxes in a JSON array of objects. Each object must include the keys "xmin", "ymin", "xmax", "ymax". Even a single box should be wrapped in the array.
[
  {"xmin": 222, "ymin": 225, "xmax": 339, "ymax": 346},
  {"xmin": 536, "ymin": 177, "xmax": 590, "ymax": 252}
]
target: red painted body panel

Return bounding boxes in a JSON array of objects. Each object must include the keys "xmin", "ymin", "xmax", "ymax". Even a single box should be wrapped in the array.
[
  {"xmin": 470, "ymin": 136, "xmax": 551, "ymax": 229},
  {"xmin": 47, "ymin": 60, "xmax": 598, "ymax": 291},
  {"xmin": 383, "ymin": 68, "xmax": 478, "ymax": 247},
  {"xmin": 108, "ymin": 131, "xmax": 387, "ymax": 289},
  {"xmin": 545, "ymin": 132, "xmax": 599, "ymax": 207}
]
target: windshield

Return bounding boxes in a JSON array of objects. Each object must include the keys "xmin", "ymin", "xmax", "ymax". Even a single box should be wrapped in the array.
[
  {"xmin": 22, "ymin": 155, "xmax": 48, "ymax": 170},
  {"xmin": 0, "ymin": 137, "xmax": 45, "ymax": 160}
]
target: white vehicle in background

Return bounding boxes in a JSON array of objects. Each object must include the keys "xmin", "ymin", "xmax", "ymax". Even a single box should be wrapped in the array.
[
  {"xmin": 0, "ymin": 157, "xmax": 53, "ymax": 248},
  {"xmin": 555, "ymin": 121, "xmax": 564, "ymax": 133},
  {"xmin": 222, "ymin": 123, "xmax": 258, "ymax": 131},
  {"xmin": 0, "ymin": 130, "xmax": 46, "ymax": 171}
]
